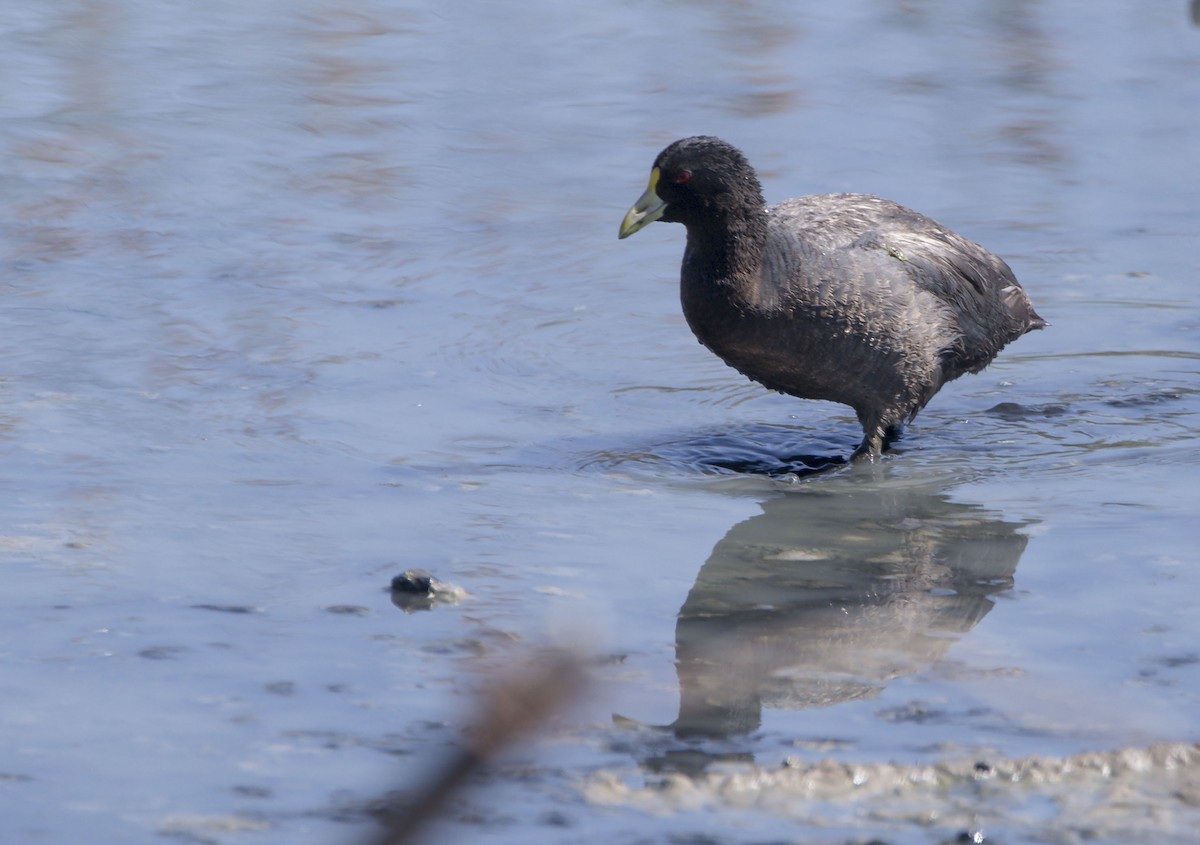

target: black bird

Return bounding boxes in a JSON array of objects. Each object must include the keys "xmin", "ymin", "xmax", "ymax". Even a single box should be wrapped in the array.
[{"xmin": 618, "ymin": 136, "xmax": 1046, "ymax": 459}]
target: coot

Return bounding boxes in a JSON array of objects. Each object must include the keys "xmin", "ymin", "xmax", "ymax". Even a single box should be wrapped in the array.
[{"xmin": 619, "ymin": 136, "xmax": 1046, "ymax": 459}]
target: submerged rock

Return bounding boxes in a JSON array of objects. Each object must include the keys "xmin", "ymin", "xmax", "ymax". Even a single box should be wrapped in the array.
[{"xmin": 389, "ymin": 569, "xmax": 465, "ymax": 612}]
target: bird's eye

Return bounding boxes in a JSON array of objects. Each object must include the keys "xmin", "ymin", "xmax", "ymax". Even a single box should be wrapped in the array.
[{"xmin": 674, "ymin": 170, "xmax": 692, "ymax": 184}]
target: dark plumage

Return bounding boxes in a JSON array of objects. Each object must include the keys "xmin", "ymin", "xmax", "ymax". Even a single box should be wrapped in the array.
[{"xmin": 618, "ymin": 136, "xmax": 1046, "ymax": 459}]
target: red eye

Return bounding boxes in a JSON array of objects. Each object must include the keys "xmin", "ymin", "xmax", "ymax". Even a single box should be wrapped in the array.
[{"xmin": 674, "ymin": 169, "xmax": 692, "ymax": 184}]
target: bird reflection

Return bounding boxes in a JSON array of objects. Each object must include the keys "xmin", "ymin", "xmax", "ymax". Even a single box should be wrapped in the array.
[{"xmin": 669, "ymin": 472, "xmax": 1029, "ymax": 739}]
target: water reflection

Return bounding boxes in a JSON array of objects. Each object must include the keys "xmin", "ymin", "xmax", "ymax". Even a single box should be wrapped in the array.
[{"xmin": 667, "ymin": 471, "xmax": 1029, "ymax": 740}]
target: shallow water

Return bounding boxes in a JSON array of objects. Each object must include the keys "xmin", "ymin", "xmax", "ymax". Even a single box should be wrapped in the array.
[{"xmin": 2, "ymin": 2, "xmax": 1199, "ymax": 844}]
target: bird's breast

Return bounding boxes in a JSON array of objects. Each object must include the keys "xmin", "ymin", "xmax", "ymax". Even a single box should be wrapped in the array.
[{"xmin": 681, "ymin": 288, "xmax": 894, "ymax": 406}]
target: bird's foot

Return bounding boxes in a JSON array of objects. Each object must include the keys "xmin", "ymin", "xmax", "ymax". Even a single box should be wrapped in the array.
[{"xmin": 851, "ymin": 424, "xmax": 904, "ymax": 461}]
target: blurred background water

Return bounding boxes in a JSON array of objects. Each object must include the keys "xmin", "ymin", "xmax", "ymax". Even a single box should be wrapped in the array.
[{"xmin": 1, "ymin": 1, "xmax": 1198, "ymax": 843}]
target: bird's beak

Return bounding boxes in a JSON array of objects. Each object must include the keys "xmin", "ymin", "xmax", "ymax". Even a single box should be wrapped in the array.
[{"xmin": 618, "ymin": 167, "xmax": 667, "ymax": 239}]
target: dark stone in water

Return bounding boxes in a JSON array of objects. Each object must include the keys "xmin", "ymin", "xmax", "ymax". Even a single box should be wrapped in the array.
[
  {"xmin": 390, "ymin": 570, "xmax": 438, "ymax": 595},
  {"xmin": 389, "ymin": 569, "xmax": 464, "ymax": 612}
]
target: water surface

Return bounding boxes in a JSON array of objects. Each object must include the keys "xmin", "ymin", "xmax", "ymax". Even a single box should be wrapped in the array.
[{"xmin": 2, "ymin": 2, "xmax": 1199, "ymax": 844}]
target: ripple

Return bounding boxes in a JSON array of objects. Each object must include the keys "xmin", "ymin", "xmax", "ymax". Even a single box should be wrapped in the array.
[
  {"xmin": 984, "ymin": 401, "xmax": 1071, "ymax": 421},
  {"xmin": 579, "ymin": 422, "xmax": 859, "ymax": 480}
]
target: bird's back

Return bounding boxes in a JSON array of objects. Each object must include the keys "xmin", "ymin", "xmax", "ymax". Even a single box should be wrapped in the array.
[{"xmin": 765, "ymin": 193, "xmax": 1041, "ymax": 371}]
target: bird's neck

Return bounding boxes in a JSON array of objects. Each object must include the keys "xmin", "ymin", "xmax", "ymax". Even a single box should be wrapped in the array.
[{"xmin": 683, "ymin": 204, "xmax": 769, "ymax": 305}]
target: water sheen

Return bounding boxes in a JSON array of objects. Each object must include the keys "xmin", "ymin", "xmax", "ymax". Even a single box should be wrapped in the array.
[{"xmin": 2, "ymin": 3, "xmax": 1199, "ymax": 844}]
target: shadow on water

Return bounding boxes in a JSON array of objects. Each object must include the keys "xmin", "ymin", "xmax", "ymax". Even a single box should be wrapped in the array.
[
  {"xmin": 580, "ymin": 421, "xmax": 859, "ymax": 478},
  {"xmin": 621, "ymin": 467, "xmax": 1032, "ymax": 773}
]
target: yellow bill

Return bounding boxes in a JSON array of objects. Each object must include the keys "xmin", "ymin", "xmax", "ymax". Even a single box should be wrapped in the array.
[{"xmin": 618, "ymin": 167, "xmax": 667, "ymax": 239}]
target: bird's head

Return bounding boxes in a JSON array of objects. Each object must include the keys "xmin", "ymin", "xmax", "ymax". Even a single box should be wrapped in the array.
[{"xmin": 619, "ymin": 136, "xmax": 762, "ymax": 239}]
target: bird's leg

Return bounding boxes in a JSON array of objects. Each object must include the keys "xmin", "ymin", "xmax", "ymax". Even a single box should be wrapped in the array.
[
  {"xmin": 882, "ymin": 424, "xmax": 904, "ymax": 451},
  {"xmin": 851, "ymin": 420, "xmax": 904, "ymax": 461},
  {"xmin": 851, "ymin": 428, "xmax": 886, "ymax": 461}
]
